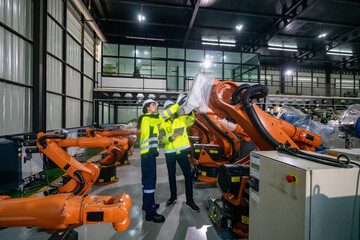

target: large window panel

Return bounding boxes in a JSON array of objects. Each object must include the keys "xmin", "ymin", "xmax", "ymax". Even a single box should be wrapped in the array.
[
  {"xmin": 46, "ymin": 55, "xmax": 63, "ymax": 93},
  {"xmin": 152, "ymin": 47, "xmax": 166, "ymax": 58},
  {"xmin": 168, "ymin": 48, "xmax": 184, "ymax": 59},
  {"xmin": 0, "ymin": 83, "xmax": 32, "ymax": 135},
  {"xmin": 120, "ymin": 45, "xmax": 134, "ymax": 57},
  {"xmin": 205, "ymin": 51, "xmax": 222, "ymax": 63},
  {"xmin": 136, "ymin": 59, "xmax": 151, "ymax": 77},
  {"xmin": 136, "ymin": 46, "xmax": 151, "ymax": 59},
  {"xmin": 186, "ymin": 49, "xmax": 203, "ymax": 61},
  {"xmin": 205, "ymin": 63, "xmax": 222, "ymax": 80},
  {"xmin": 103, "ymin": 57, "xmax": 118, "ymax": 76},
  {"xmin": 242, "ymin": 53, "xmax": 258, "ymax": 65},
  {"xmin": 168, "ymin": 61, "xmax": 184, "ymax": 91},
  {"xmin": 66, "ymin": 67, "xmax": 81, "ymax": 98},
  {"xmin": 224, "ymin": 64, "xmax": 240, "ymax": 80},
  {"xmin": 224, "ymin": 52, "xmax": 240, "ymax": 64},
  {"xmin": 0, "ymin": 27, "xmax": 33, "ymax": 85},
  {"xmin": 66, "ymin": 35, "xmax": 81, "ymax": 70},
  {"xmin": 110, "ymin": 105, "xmax": 114, "ymax": 124},
  {"xmin": 0, "ymin": 0, "xmax": 33, "ymax": 40},
  {"xmin": 242, "ymin": 66, "xmax": 259, "ymax": 82},
  {"xmin": 66, "ymin": 98, "xmax": 81, "ymax": 128},
  {"xmin": 47, "ymin": 93, "xmax": 62, "ymax": 130},
  {"xmin": 47, "ymin": 17, "xmax": 63, "ymax": 58},
  {"xmin": 103, "ymin": 43, "xmax": 118, "ymax": 56},
  {"xmin": 83, "ymin": 102, "xmax": 93, "ymax": 126},
  {"xmin": 119, "ymin": 58, "xmax": 134, "ymax": 77},
  {"xmin": 186, "ymin": 62, "xmax": 204, "ymax": 78},
  {"xmin": 152, "ymin": 60, "xmax": 166, "ymax": 77},
  {"xmin": 103, "ymin": 103, "xmax": 109, "ymax": 124}
]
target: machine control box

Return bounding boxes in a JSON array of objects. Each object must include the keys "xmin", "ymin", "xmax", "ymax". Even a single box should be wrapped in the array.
[{"xmin": 193, "ymin": 144, "xmax": 222, "ymax": 160}]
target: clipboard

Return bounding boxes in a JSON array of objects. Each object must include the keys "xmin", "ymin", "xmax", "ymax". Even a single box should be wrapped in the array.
[{"xmin": 173, "ymin": 127, "xmax": 185, "ymax": 136}]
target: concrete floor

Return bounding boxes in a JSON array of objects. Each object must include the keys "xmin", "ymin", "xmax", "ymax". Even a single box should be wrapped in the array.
[{"xmin": 0, "ymin": 149, "xmax": 236, "ymax": 240}]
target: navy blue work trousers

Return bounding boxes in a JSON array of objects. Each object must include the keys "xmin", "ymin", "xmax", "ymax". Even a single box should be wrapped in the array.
[
  {"xmin": 141, "ymin": 155, "xmax": 157, "ymax": 216},
  {"xmin": 165, "ymin": 150, "xmax": 193, "ymax": 202}
]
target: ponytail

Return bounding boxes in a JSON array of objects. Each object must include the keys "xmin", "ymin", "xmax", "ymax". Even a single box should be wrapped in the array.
[{"xmin": 137, "ymin": 103, "xmax": 152, "ymax": 129}]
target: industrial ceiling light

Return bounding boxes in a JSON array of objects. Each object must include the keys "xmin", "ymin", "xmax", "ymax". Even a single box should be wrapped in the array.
[
  {"xmin": 236, "ymin": 24, "xmax": 243, "ymax": 31},
  {"xmin": 268, "ymin": 46, "xmax": 298, "ymax": 52},
  {"xmin": 318, "ymin": 33, "xmax": 327, "ymax": 38},
  {"xmin": 138, "ymin": 14, "xmax": 145, "ymax": 22},
  {"xmin": 326, "ymin": 50, "xmax": 353, "ymax": 56},
  {"xmin": 285, "ymin": 70, "xmax": 293, "ymax": 75}
]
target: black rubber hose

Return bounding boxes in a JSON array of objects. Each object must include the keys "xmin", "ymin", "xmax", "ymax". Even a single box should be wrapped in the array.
[
  {"xmin": 202, "ymin": 114, "xmax": 237, "ymax": 163},
  {"xmin": 241, "ymin": 84, "xmax": 279, "ymax": 149},
  {"xmin": 230, "ymin": 84, "xmax": 250, "ymax": 105},
  {"xmin": 38, "ymin": 134, "xmax": 67, "ymax": 149},
  {"xmin": 194, "ymin": 121, "xmax": 210, "ymax": 143},
  {"xmin": 277, "ymin": 145, "xmax": 351, "ymax": 168},
  {"xmin": 73, "ymin": 170, "xmax": 85, "ymax": 195}
]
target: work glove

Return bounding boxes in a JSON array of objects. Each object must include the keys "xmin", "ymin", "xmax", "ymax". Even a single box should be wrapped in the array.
[{"xmin": 177, "ymin": 96, "xmax": 187, "ymax": 106}]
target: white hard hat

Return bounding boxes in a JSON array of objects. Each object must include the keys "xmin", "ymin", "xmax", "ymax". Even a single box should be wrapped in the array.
[
  {"xmin": 142, "ymin": 99, "xmax": 158, "ymax": 108},
  {"xmin": 164, "ymin": 100, "xmax": 175, "ymax": 109}
]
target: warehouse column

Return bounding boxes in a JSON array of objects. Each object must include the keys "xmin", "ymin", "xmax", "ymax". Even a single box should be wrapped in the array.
[
  {"xmin": 33, "ymin": 0, "xmax": 47, "ymax": 132},
  {"xmin": 280, "ymin": 67, "xmax": 285, "ymax": 94},
  {"xmin": 325, "ymin": 69, "xmax": 331, "ymax": 96}
]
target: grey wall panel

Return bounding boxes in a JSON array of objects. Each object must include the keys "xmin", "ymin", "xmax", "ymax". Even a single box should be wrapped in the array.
[
  {"xmin": 83, "ymin": 76, "xmax": 93, "ymax": 101},
  {"xmin": 66, "ymin": 98, "xmax": 81, "ymax": 128},
  {"xmin": 66, "ymin": 66, "xmax": 81, "ymax": 98},
  {"xmin": 83, "ymin": 102, "xmax": 93, "ymax": 126},
  {"xmin": 84, "ymin": 51, "xmax": 94, "ymax": 78},
  {"xmin": 0, "ymin": 26, "xmax": 33, "ymax": 85},
  {"xmin": 66, "ymin": 8, "xmax": 81, "ymax": 42},
  {"xmin": 98, "ymin": 103, "xmax": 103, "ymax": 124},
  {"xmin": 103, "ymin": 103, "xmax": 109, "ymax": 124},
  {"xmin": 0, "ymin": 82, "xmax": 32, "ymax": 135},
  {"xmin": 47, "ymin": 17, "xmax": 63, "ymax": 58},
  {"xmin": 46, "ymin": 93, "xmax": 62, "ymax": 130},
  {"xmin": 47, "ymin": 0, "xmax": 63, "ymax": 24},
  {"xmin": 46, "ymin": 55, "xmax": 63, "ymax": 93},
  {"xmin": 66, "ymin": 35, "xmax": 81, "ymax": 70},
  {"xmin": 110, "ymin": 105, "xmax": 114, "ymax": 124},
  {"xmin": 117, "ymin": 106, "xmax": 142, "ymax": 124},
  {"xmin": 0, "ymin": 0, "xmax": 33, "ymax": 40}
]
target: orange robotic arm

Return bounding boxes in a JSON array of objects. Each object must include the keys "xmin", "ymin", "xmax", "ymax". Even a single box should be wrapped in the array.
[
  {"xmin": 189, "ymin": 118, "xmax": 214, "ymax": 144},
  {"xmin": 209, "ymin": 80, "xmax": 321, "ymax": 151},
  {"xmin": 0, "ymin": 193, "xmax": 131, "ymax": 232},
  {"xmin": 37, "ymin": 133, "xmax": 100, "ymax": 195}
]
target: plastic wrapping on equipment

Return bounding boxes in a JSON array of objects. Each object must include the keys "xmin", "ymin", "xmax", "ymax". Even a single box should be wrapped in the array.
[
  {"xmin": 218, "ymin": 118, "xmax": 237, "ymax": 132},
  {"xmin": 277, "ymin": 106, "xmax": 335, "ymax": 149},
  {"xmin": 183, "ymin": 74, "xmax": 214, "ymax": 114},
  {"xmin": 339, "ymin": 104, "xmax": 360, "ymax": 138}
]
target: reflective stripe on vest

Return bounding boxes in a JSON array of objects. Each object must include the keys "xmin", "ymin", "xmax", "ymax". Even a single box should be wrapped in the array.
[
  {"xmin": 140, "ymin": 143, "xmax": 158, "ymax": 151},
  {"xmin": 164, "ymin": 144, "xmax": 191, "ymax": 154},
  {"xmin": 140, "ymin": 137, "xmax": 158, "ymax": 147}
]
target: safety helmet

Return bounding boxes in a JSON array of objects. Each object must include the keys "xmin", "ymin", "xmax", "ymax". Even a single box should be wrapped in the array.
[
  {"xmin": 164, "ymin": 100, "xmax": 175, "ymax": 109},
  {"xmin": 142, "ymin": 99, "xmax": 158, "ymax": 108}
]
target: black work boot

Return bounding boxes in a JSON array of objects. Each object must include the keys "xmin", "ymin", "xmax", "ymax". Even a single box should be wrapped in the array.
[
  {"xmin": 142, "ymin": 203, "xmax": 160, "ymax": 211},
  {"xmin": 145, "ymin": 213, "xmax": 165, "ymax": 223},
  {"xmin": 166, "ymin": 197, "xmax": 177, "ymax": 207},
  {"xmin": 186, "ymin": 200, "xmax": 200, "ymax": 212}
]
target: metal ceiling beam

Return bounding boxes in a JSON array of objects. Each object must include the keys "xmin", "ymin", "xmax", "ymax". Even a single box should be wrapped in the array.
[
  {"xmin": 244, "ymin": 0, "xmax": 319, "ymax": 53},
  {"xmin": 101, "ymin": 0, "xmax": 359, "ymax": 29},
  {"xmin": 99, "ymin": 17, "xmax": 328, "ymax": 41},
  {"xmin": 92, "ymin": 0, "xmax": 106, "ymax": 17},
  {"xmin": 329, "ymin": 0, "xmax": 360, "ymax": 5},
  {"xmin": 183, "ymin": 0, "xmax": 201, "ymax": 46}
]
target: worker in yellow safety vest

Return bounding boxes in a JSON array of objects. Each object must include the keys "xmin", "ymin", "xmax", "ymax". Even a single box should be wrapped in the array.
[
  {"xmin": 160, "ymin": 100, "xmax": 200, "ymax": 212},
  {"xmin": 137, "ymin": 96, "xmax": 186, "ymax": 223}
]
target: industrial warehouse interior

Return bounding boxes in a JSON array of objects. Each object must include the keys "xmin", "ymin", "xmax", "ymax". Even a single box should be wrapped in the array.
[{"xmin": 1, "ymin": 0, "xmax": 360, "ymax": 239}]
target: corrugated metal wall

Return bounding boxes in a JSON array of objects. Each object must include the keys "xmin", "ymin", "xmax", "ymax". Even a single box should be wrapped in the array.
[{"xmin": 0, "ymin": 0, "xmax": 33, "ymax": 136}]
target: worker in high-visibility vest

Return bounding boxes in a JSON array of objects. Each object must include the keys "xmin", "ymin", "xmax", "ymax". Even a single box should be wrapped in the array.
[
  {"xmin": 137, "ymin": 97, "xmax": 186, "ymax": 223},
  {"xmin": 160, "ymin": 100, "xmax": 200, "ymax": 212}
]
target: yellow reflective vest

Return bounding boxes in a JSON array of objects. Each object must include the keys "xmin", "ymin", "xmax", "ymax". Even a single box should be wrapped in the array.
[
  {"xmin": 140, "ymin": 103, "xmax": 180, "ymax": 157},
  {"xmin": 161, "ymin": 112, "xmax": 195, "ymax": 154}
]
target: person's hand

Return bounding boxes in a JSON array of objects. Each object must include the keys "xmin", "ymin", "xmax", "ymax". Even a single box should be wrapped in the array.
[
  {"xmin": 177, "ymin": 96, "xmax": 187, "ymax": 106},
  {"xmin": 171, "ymin": 134, "xmax": 179, "ymax": 141}
]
